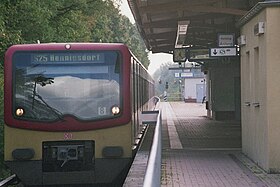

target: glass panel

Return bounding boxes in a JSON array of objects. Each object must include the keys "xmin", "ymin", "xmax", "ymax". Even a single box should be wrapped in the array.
[{"xmin": 13, "ymin": 51, "xmax": 121, "ymax": 122}]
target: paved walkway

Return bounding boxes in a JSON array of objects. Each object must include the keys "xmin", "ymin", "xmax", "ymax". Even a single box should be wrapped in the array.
[{"xmin": 161, "ymin": 102, "xmax": 280, "ymax": 187}]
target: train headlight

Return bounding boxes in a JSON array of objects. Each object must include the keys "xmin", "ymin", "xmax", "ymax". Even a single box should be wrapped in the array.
[
  {"xmin": 15, "ymin": 108, "xmax": 24, "ymax": 116},
  {"xmin": 111, "ymin": 106, "xmax": 120, "ymax": 115},
  {"xmin": 65, "ymin": 44, "xmax": 71, "ymax": 50}
]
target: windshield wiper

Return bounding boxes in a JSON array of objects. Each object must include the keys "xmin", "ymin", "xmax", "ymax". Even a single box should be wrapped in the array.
[
  {"xmin": 32, "ymin": 75, "xmax": 54, "ymax": 109},
  {"xmin": 31, "ymin": 75, "xmax": 64, "ymax": 121},
  {"xmin": 33, "ymin": 93, "xmax": 65, "ymax": 121}
]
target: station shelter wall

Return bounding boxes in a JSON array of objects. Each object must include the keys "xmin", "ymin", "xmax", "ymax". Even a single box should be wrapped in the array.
[
  {"xmin": 206, "ymin": 62, "xmax": 240, "ymax": 120},
  {"xmin": 240, "ymin": 6, "xmax": 280, "ymax": 173}
]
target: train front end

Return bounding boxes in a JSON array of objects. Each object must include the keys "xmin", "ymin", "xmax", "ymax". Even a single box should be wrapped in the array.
[{"xmin": 4, "ymin": 43, "xmax": 132, "ymax": 186}]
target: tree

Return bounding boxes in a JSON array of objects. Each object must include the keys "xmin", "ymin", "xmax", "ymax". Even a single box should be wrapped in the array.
[
  {"xmin": 0, "ymin": 2, "xmax": 22, "ymax": 64},
  {"xmin": 153, "ymin": 62, "xmax": 182, "ymax": 96},
  {"xmin": 0, "ymin": 0, "xmax": 150, "ymax": 67},
  {"xmin": 90, "ymin": 1, "xmax": 149, "ymax": 67}
]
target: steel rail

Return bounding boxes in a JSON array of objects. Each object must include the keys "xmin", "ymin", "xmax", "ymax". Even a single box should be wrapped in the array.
[
  {"xmin": 0, "ymin": 174, "xmax": 17, "ymax": 187},
  {"xmin": 143, "ymin": 110, "xmax": 162, "ymax": 187}
]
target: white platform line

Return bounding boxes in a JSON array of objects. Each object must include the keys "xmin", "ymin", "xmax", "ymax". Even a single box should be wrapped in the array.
[{"xmin": 164, "ymin": 103, "xmax": 183, "ymax": 149}]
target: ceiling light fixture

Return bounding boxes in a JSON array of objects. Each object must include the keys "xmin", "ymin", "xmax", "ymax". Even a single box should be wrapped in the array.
[{"xmin": 175, "ymin": 21, "xmax": 190, "ymax": 48}]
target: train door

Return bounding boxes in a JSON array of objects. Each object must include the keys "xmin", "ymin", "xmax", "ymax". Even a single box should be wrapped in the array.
[
  {"xmin": 196, "ymin": 84, "xmax": 205, "ymax": 103},
  {"xmin": 135, "ymin": 61, "xmax": 140, "ymax": 141},
  {"xmin": 131, "ymin": 57, "xmax": 136, "ymax": 146},
  {"xmin": 140, "ymin": 67, "xmax": 144, "ymax": 112}
]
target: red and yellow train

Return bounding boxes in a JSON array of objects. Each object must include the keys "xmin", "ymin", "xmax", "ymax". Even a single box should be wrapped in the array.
[{"xmin": 4, "ymin": 43, "xmax": 154, "ymax": 186}]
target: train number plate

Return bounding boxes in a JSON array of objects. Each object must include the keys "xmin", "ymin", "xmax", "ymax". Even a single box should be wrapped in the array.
[{"xmin": 98, "ymin": 107, "xmax": 106, "ymax": 115}]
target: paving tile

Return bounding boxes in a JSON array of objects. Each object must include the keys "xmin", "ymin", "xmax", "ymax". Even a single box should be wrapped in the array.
[{"xmin": 160, "ymin": 102, "xmax": 279, "ymax": 187}]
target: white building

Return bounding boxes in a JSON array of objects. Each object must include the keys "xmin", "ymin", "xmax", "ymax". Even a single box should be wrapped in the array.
[{"xmin": 182, "ymin": 67, "xmax": 205, "ymax": 103}]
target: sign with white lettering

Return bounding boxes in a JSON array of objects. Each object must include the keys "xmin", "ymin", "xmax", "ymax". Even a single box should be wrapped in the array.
[
  {"xmin": 181, "ymin": 72, "xmax": 193, "ymax": 78},
  {"xmin": 31, "ymin": 53, "xmax": 105, "ymax": 64},
  {"xmin": 187, "ymin": 48, "xmax": 210, "ymax": 60},
  {"xmin": 174, "ymin": 72, "xmax": 193, "ymax": 78}
]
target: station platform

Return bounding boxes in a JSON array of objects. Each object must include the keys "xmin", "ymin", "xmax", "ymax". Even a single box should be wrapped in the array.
[{"xmin": 160, "ymin": 102, "xmax": 280, "ymax": 187}]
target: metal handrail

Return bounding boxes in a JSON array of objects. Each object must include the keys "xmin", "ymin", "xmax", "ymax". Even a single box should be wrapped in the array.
[{"xmin": 143, "ymin": 110, "xmax": 162, "ymax": 187}]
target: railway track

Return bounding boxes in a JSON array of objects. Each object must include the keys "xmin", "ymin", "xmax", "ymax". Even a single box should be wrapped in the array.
[{"xmin": 0, "ymin": 174, "xmax": 18, "ymax": 187}]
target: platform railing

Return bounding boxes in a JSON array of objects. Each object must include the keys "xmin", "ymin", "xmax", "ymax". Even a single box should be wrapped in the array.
[
  {"xmin": 123, "ymin": 98, "xmax": 161, "ymax": 187},
  {"xmin": 142, "ymin": 110, "xmax": 162, "ymax": 187}
]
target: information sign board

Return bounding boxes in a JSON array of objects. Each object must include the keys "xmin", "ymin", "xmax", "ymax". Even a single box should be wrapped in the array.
[
  {"xmin": 210, "ymin": 47, "xmax": 237, "ymax": 57},
  {"xmin": 218, "ymin": 34, "xmax": 235, "ymax": 47},
  {"xmin": 187, "ymin": 48, "xmax": 209, "ymax": 60}
]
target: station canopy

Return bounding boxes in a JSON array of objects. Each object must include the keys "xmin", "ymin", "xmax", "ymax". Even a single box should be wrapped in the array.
[{"xmin": 128, "ymin": 0, "xmax": 264, "ymax": 53}]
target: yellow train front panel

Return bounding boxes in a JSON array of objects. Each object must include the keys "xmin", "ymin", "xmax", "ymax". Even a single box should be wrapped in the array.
[{"xmin": 5, "ymin": 123, "xmax": 132, "ymax": 161}]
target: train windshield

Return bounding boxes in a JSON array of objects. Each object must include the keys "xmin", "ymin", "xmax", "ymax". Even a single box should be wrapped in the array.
[{"xmin": 12, "ymin": 51, "xmax": 121, "ymax": 122}]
